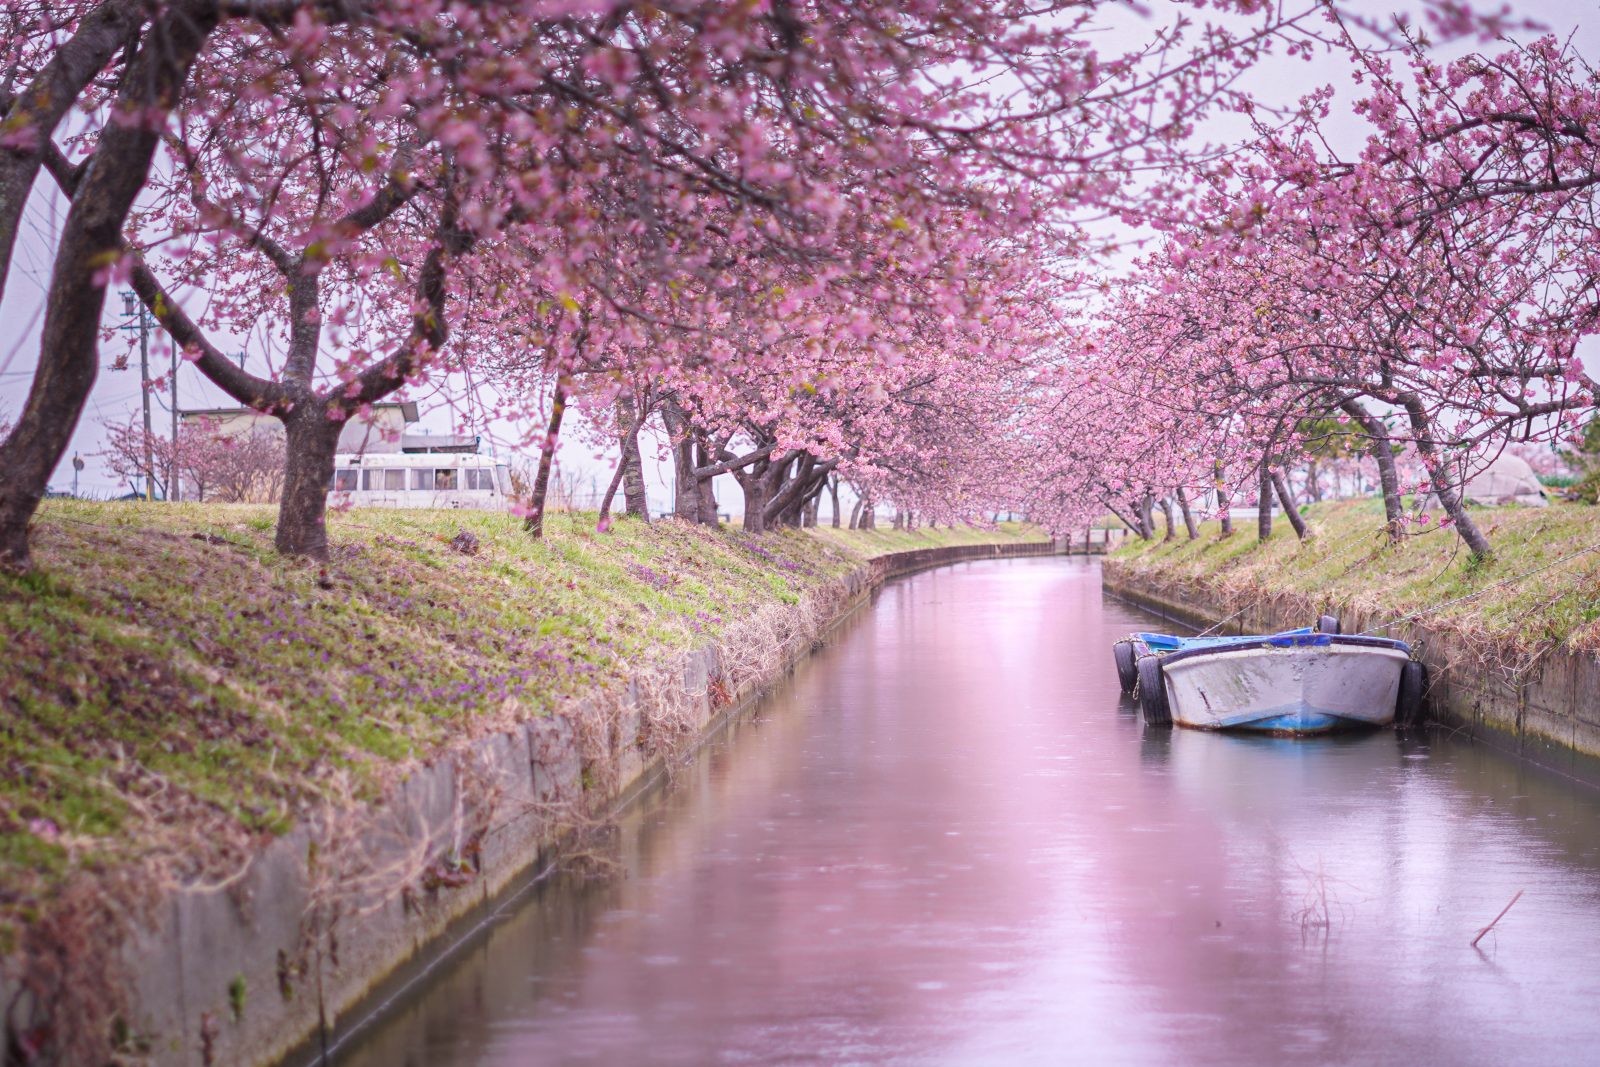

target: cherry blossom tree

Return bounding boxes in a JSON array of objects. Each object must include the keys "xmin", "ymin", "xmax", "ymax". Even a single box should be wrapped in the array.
[
  {"xmin": 97, "ymin": 413, "xmax": 174, "ymax": 499},
  {"xmin": 96, "ymin": 412, "xmax": 284, "ymax": 501},
  {"xmin": 0, "ymin": 0, "xmax": 1528, "ymax": 572},
  {"xmin": 1034, "ymin": 29, "xmax": 1600, "ymax": 561}
]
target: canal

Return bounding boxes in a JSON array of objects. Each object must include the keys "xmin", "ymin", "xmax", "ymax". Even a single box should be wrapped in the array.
[{"xmin": 334, "ymin": 557, "xmax": 1600, "ymax": 1066}]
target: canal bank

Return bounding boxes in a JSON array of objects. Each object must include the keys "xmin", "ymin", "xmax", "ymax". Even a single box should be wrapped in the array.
[
  {"xmin": 1102, "ymin": 500, "xmax": 1600, "ymax": 780},
  {"xmin": 309, "ymin": 556, "xmax": 1600, "ymax": 1067},
  {"xmin": 0, "ymin": 502, "xmax": 1072, "ymax": 1067}
]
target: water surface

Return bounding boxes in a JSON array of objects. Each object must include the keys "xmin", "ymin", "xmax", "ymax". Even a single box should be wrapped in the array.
[{"xmin": 337, "ymin": 557, "xmax": 1600, "ymax": 1066}]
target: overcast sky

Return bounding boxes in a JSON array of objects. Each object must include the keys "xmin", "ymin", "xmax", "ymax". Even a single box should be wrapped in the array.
[{"xmin": 3, "ymin": 0, "xmax": 1596, "ymax": 511}]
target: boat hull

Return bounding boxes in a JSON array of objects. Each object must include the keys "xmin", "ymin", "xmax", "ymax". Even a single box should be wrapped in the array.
[{"xmin": 1159, "ymin": 641, "xmax": 1409, "ymax": 734}]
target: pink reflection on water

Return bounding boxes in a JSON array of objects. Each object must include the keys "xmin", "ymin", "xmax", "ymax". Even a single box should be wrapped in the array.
[{"xmin": 338, "ymin": 559, "xmax": 1600, "ymax": 1067}]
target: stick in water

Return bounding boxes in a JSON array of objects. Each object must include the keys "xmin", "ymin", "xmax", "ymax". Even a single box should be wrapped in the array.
[{"xmin": 1471, "ymin": 890, "xmax": 1524, "ymax": 948}]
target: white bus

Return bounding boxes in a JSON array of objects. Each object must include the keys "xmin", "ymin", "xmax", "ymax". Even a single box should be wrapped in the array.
[{"xmin": 328, "ymin": 452, "xmax": 514, "ymax": 510}]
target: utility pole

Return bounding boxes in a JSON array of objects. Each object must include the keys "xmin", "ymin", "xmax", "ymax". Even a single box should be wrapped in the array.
[
  {"xmin": 71, "ymin": 453, "xmax": 83, "ymax": 497},
  {"xmin": 170, "ymin": 334, "xmax": 179, "ymax": 502},
  {"xmin": 120, "ymin": 292, "xmax": 154, "ymax": 500}
]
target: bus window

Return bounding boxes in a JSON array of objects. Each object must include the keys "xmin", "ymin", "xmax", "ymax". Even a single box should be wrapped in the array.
[
  {"xmin": 466, "ymin": 468, "xmax": 494, "ymax": 491},
  {"xmin": 411, "ymin": 469, "xmax": 433, "ymax": 490},
  {"xmin": 434, "ymin": 469, "xmax": 458, "ymax": 491},
  {"xmin": 383, "ymin": 469, "xmax": 406, "ymax": 491},
  {"xmin": 362, "ymin": 469, "xmax": 378, "ymax": 490},
  {"xmin": 331, "ymin": 469, "xmax": 358, "ymax": 492}
]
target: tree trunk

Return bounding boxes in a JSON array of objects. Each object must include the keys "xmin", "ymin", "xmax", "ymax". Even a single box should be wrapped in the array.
[
  {"xmin": 274, "ymin": 408, "xmax": 345, "ymax": 559},
  {"xmin": 1257, "ymin": 463, "xmax": 1274, "ymax": 542},
  {"xmin": 1105, "ymin": 501, "xmax": 1142, "ymax": 538},
  {"xmin": 660, "ymin": 401, "xmax": 701, "ymax": 523},
  {"xmin": 524, "ymin": 381, "xmax": 567, "ymax": 538},
  {"xmin": 1216, "ymin": 458, "xmax": 1233, "ymax": 538},
  {"xmin": 741, "ymin": 487, "xmax": 768, "ymax": 533},
  {"xmin": 1160, "ymin": 498, "xmax": 1175, "ymax": 541},
  {"xmin": 800, "ymin": 475, "xmax": 826, "ymax": 527},
  {"xmin": 763, "ymin": 453, "xmax": 818, "ymax": 528},
  {"xmin": 1175, "ymin": 486, "xmax": 1199, "ymax": 540},
  {"xmin": 829, "ymin": 475, "xmax": 841, "ymax": 528},
  {"xmin": 736, "ymin": 466, "xmax": 769, "ymax": 533},
  {"xmin": 849, "ymin": 496, "xmax": 863, "ymax": 529},
  {"xmin": 618, "ymin": 402, "xmax": 649, "ymax": 520},
  {"xmin": 695, "ymin": 443, "xmax": 718, "ymax": 525},
  {"xmin": 1138, "ymin": 492, "xmax": 1155, "ymax": 541},
  {"xmin": 1339, "ymin": 398, "xmax": 1404, "ymax": 543},
  {"xmin": 0, "ymin": 3, "xmax": 216, "ymax": 571},
  {"xmin": 1272, "ymin": 469, "xmax": 1309, "ymax": 540},
  {"xmin": 670, "ymin": 437, "xmax": 699, "ymax": 522},
  {"xmin": 597, "ymin": 458, "xmax": 628, "ymax": 528},
  {"xmin": 1401, "ymin": 394, "xmax": 1493, "ymax": 559}
]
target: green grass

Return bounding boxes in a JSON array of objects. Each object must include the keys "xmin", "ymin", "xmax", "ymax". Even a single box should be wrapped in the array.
[
  {"xmin": 1110, "ymin": 498, "xmax": 1600, "ymax": 652},
  {"xmin": 0, "ymin": 501, "xmax": 1042, "ymax": 946}
]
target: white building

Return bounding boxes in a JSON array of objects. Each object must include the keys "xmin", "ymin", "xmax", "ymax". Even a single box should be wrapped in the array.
[{"xmin": 179, "ymin": 401, "xmax": 513, "ymax": 509}]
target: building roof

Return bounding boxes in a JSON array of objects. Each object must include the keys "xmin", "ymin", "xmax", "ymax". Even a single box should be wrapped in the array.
[
  {"xmin": 180, "ymin": 401, "xmax": 420, "ymax": 422},
  {"xmin": 401, "ymin": 433, "xmax": 481, "ymax": 454}
]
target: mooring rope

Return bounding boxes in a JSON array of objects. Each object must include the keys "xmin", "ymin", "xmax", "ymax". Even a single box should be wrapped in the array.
[
  {"xmin": 1358, "ymin": 541, "xmax": 1600, "ymax": 636},
  {"xmin": 1193, "ymin": 601, "xmax": 1256, "ymax": 638}
]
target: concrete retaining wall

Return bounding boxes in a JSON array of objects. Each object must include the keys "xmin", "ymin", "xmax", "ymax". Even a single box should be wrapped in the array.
[
  {"xmin": 1102, "ymin": 560, "xmax": 1600, "ymax": 782},
  {"xmin": 1, "ymin": 539, "xmax": 1064, "ymax": 1067}
]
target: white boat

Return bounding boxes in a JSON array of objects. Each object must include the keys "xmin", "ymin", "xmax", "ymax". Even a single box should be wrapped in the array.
[{"xmin": 1112, "ymin": 622, "xmax": 1425, "ymax": 735}]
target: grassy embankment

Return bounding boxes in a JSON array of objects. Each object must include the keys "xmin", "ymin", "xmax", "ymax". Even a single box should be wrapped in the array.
[
  {"xmin": 1110, "ymin": 498, "xmax": 1600, "ymax": 651},
  {"xmin": 0, "ymin": 501, "xmax": 1045, "ymax": 947}
]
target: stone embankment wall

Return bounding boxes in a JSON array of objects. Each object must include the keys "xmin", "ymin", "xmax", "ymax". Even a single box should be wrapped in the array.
[
  {"xmin": 1102, "ymin": 559, "xmax": 1600, "ymax": 780},
  {"xmin": 25, "ymin": 539, "xmax": 1063, "ymax": 1067}
]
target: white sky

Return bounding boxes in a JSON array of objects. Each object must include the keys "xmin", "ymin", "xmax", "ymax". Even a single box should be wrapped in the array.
[{"xmin": 3, "ymin": 0, "xmax": 1596, "ymax": 511}]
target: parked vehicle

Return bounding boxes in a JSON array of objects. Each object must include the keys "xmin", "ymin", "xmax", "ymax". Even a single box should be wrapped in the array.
[{"xmin": 328, "ymin": 453, "xmax": 513, "ymax": 510}]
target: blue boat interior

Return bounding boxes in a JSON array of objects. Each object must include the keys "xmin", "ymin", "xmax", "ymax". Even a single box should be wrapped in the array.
[
  {"xmin": 1136, "ymin": 627, "xmax": 1311, "ymax": 651},
  {"xmin": 1135, "ymin": 628, "xmax": 1410, "ymax": 654}
]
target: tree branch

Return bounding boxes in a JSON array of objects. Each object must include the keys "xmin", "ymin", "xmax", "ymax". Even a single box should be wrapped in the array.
[
  {"xmin": 128, "ymin": 253, "xmax": 293, "ymax": 413},
  {"xmin": 693, "ymin": 441, "xmax": 777, "ymax": 478}
]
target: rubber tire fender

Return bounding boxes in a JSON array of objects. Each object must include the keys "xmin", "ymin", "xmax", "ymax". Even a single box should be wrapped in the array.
[
  {"xmin": 1396, "ymin": 660, "xmax": 1427, "ymax": 725},
  {"xmin": 1315, "ymin": 614, "xmax": 1342, "ymax": 635},
  {"xmin": 1136, "ymin": 655, "xmax": 1171, "ymax": 726},
  {"xmin": 1112, "ymin": 639, "xmax": 1139, "ymax": 693}
]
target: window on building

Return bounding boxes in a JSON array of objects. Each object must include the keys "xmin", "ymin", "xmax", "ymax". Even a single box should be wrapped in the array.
[
  {"xmin": 383, "ymin": 469, "xmax": 406, "ymax": 491},
  {"xmin": 331, "ymin": 469, "xmax": 358, "ymax": 492},
  {"xmin": 434, "ymin": 468, "xmax": 459, "ymax": 491},
  {"xmin": 412, "ymin": 468, "xmax": 434, "ymax": 490}
]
